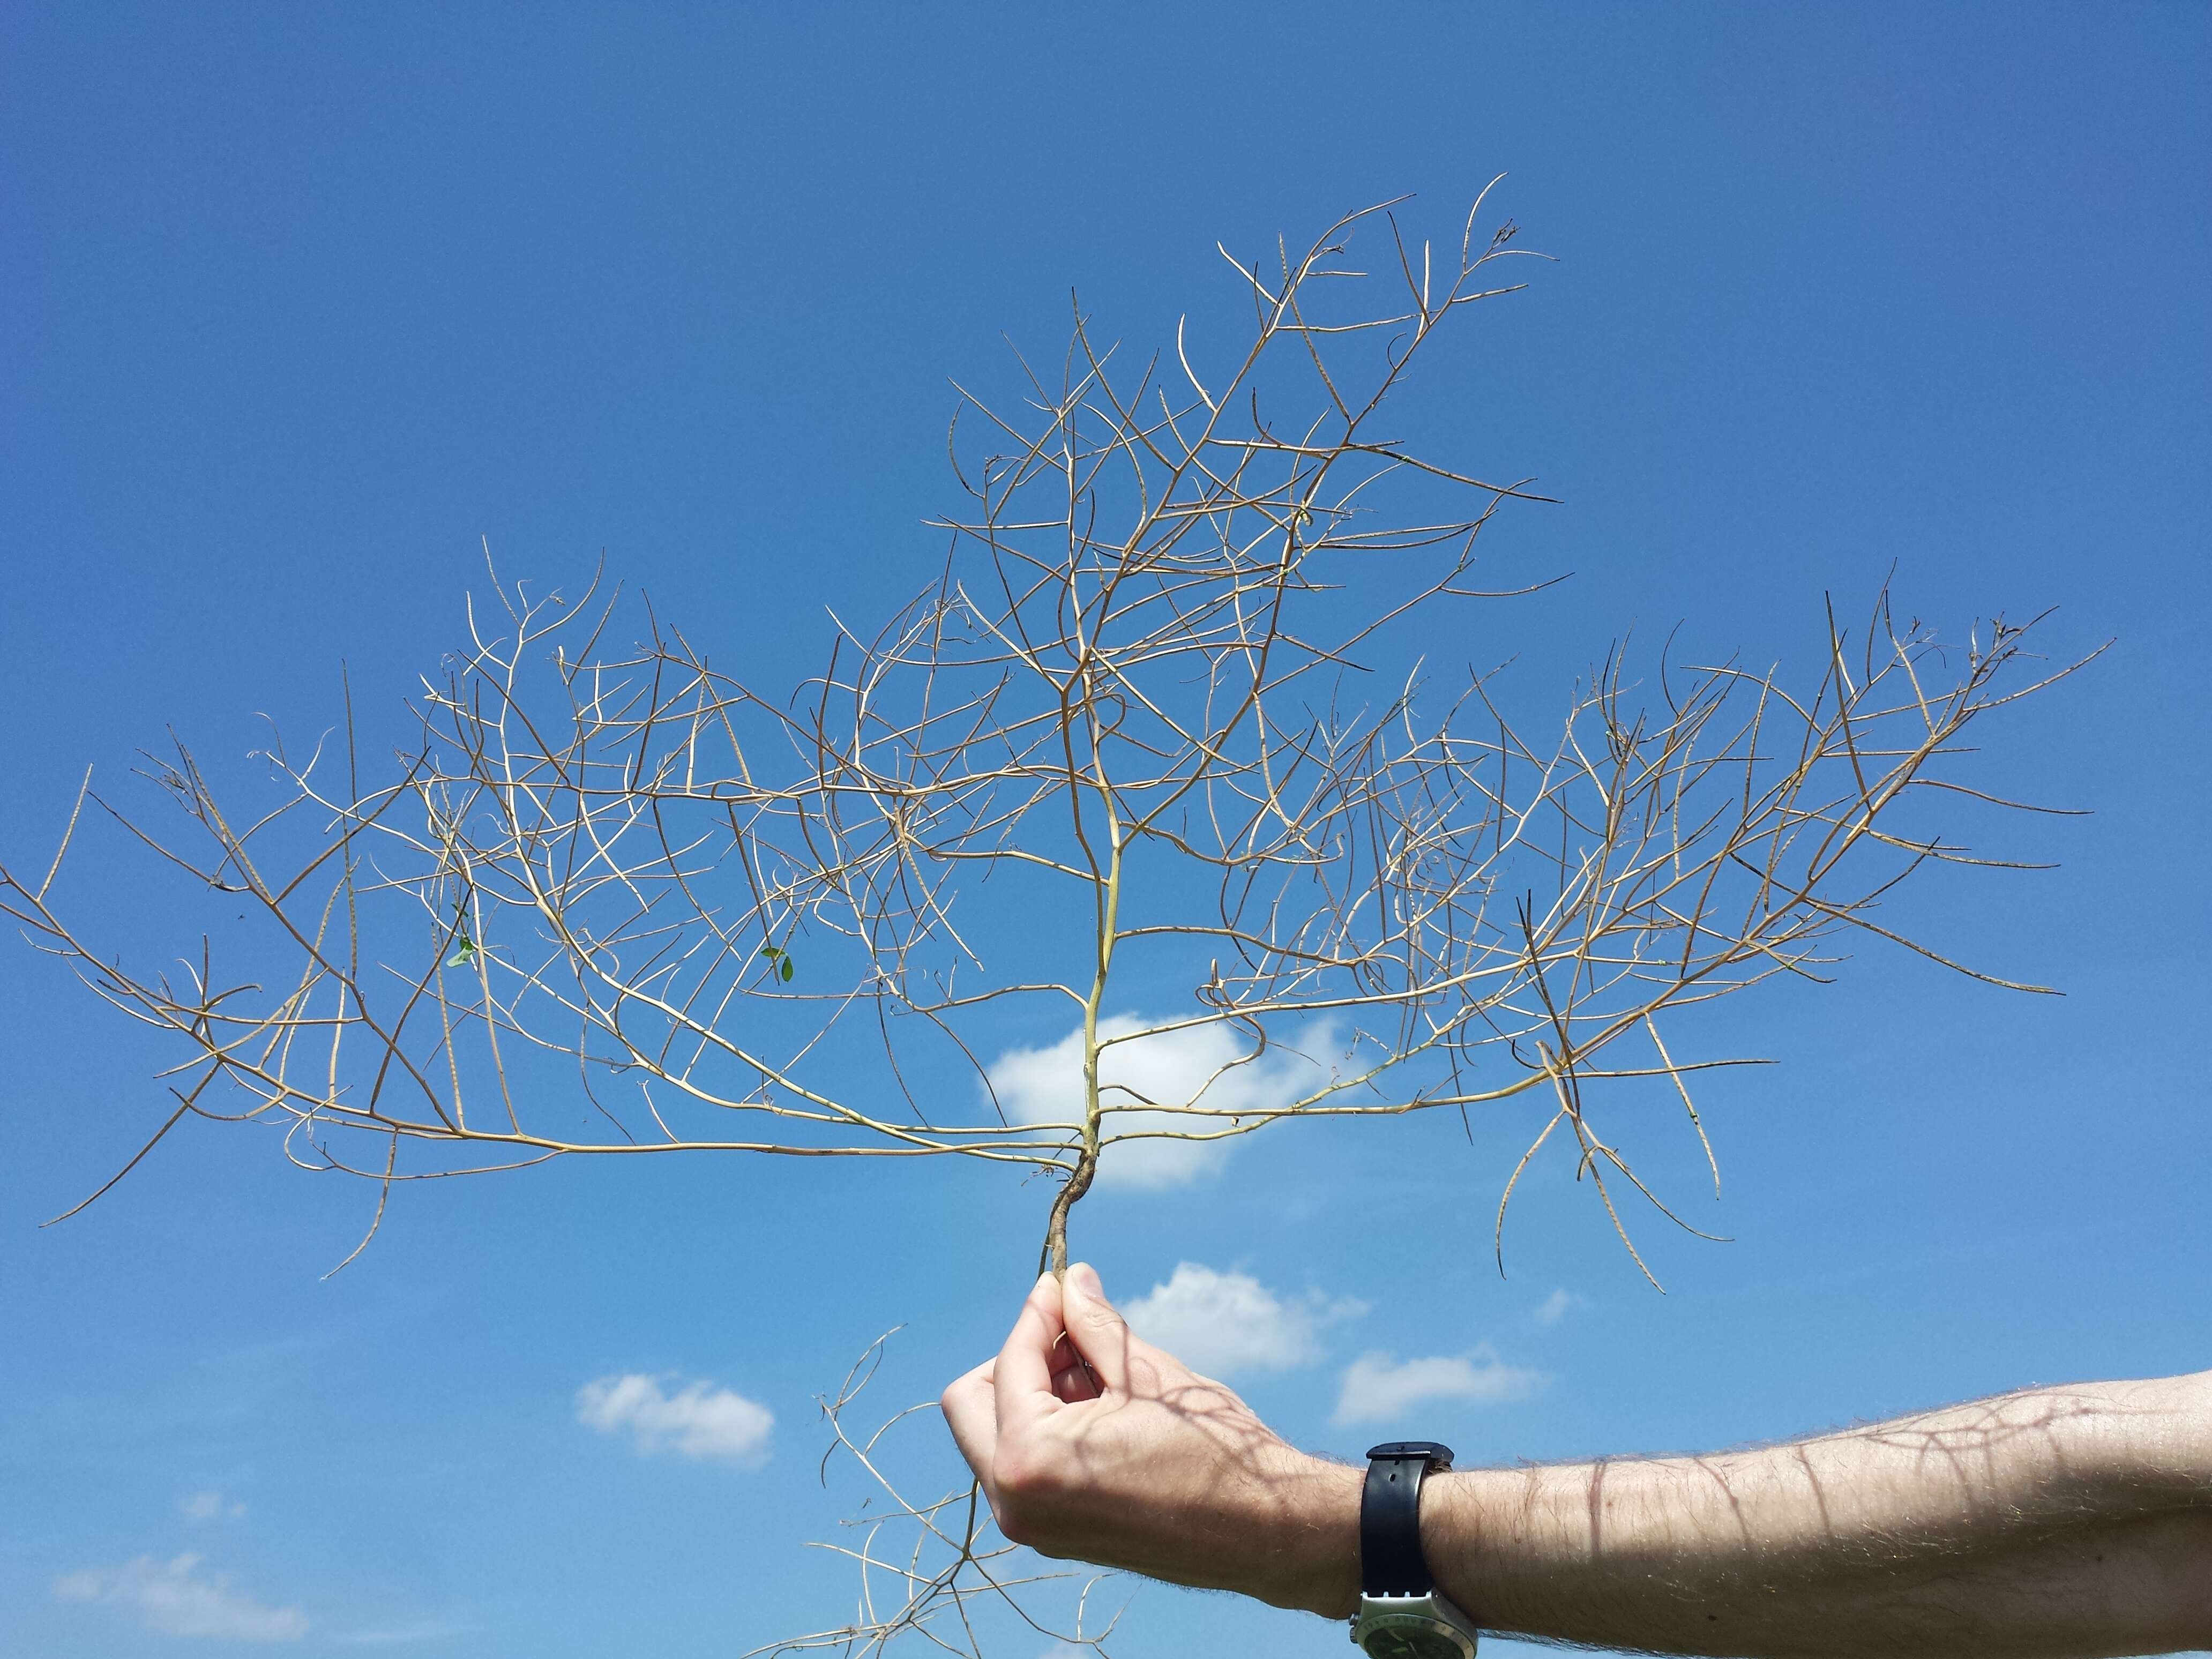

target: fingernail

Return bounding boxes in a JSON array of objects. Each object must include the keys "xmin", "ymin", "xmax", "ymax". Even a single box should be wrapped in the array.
[{"xmin": 1070, "ymin": 1261, "xmax": 1104, "ymax": 1297}]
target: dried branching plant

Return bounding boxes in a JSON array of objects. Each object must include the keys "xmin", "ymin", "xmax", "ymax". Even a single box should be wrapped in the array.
[{"xmin": 2, "ymin": 191, "xmax": 2084, "ymax": 1655}]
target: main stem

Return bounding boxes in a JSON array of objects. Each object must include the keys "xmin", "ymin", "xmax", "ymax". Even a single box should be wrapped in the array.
[{"xmin": 1040, "ymin": 789, "xmax": 1122, "ymax": 1279}]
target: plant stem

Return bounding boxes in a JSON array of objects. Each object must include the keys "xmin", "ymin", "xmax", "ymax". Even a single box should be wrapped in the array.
[{"xmin": 1040, "ymin": 771, "xmax": 1123, "ymax": 1277}]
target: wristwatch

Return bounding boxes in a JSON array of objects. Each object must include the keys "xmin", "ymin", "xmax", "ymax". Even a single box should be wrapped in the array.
[{"xmin": 1349, "ymin": 1440, "xmax": 1479, "ymax": 1658}]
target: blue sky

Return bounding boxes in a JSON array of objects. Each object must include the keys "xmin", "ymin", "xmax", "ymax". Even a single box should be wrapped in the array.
[{"xmin": 2, "ymin": 5, "xmax": 2207, "ymax": 1656}]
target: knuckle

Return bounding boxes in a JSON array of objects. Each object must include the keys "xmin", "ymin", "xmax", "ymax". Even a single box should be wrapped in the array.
[
  {"xmin": 990, "ymin": 1447, "xmax": 1082, "ymax": 1556},
  {"xmin": 993, "ymin": 1446, "xmax": 1071, "ymax": 1506},
  {"xmin": 938, "ymin": 1364, "xmax": 990, "ymax": 1421},
  {"xmin": 992, "ymin": 1445, "xmax": 1048, "ymax": 1500}
]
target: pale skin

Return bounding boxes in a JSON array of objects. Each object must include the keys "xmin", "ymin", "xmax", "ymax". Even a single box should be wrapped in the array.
[{"xmin": 941, "ymin": 1265, "xmax": 2212, "ymax": 1657}]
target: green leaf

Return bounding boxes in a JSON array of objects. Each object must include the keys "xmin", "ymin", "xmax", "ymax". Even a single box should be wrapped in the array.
[
  {"xmin": 779, "ymin": 955, "xmax": 795, "ymax": 982},
  {"xmin": 758, "ymin": 944, "xmax": 782, "ymax": 960}
]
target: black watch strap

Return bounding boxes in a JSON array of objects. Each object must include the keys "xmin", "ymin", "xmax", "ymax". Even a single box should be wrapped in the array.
[{"xmin": 1361, "ymin": 1440, "xmax": 1454, "ymax": 1597}]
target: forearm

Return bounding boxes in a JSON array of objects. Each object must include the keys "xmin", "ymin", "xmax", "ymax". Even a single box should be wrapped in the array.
[
  {"xmin": 947, "ymin": 1275, "xmax": 2211, "ymax": 1656},
  {"xmin": 1403, "ymin": 1372, "xmax": 2212, "ymax": 1656}
]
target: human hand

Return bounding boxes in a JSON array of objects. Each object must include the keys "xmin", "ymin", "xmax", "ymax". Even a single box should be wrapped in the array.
[{"xmin": 938, "ymin": 1261, "xmax": 1362, "ymax": 1618}]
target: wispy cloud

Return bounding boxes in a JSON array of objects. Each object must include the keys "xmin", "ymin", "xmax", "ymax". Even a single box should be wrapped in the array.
[
  {"xmin": 181, "ymin": 1489, "xmax": 247, "ymax": 1522},
  {"xmin": 1333, "ymin": 1348, "xmax": 1542, "ymax": 1425},
  {"xmin": 988, "ymin": 1015, "xmax": 1332, "ymax": 1189},
  {"xmin": 577, "ymin": 1373, "xmax": 774, "ymax": 1463},
  {"xmin": 1533, "ymin": 1288, "xmax": 1585, "ymax": 1326},
  {"xmin": 338, "ymin": 1615, "xmax": 478, "ymax": 1645},
  {"xmin": 1122, "ymin": 1262, "xmax": 1364, "ymax": 1379},
  {"xmin": 56, "ymin": 1553, "xmax": 307, "ymax": 1640}
]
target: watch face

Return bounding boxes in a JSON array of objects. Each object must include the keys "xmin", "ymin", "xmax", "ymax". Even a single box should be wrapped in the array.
[{"xmin": 1359, "ymin": 1623, "xmax": 1469, "ymax": 1659}]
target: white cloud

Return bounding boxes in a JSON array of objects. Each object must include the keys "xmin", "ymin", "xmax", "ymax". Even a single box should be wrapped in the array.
[
  {"xmin": 56, "ymin": 1553, "xmax": 307, "ymax": 1640},
  {"xmin": 181, "ymin": 1489, "xmax": 246, "ymax": 1522},
  {"xmin": 1122, "ymin": 1262, "xmax": 1364, "ymax": 1379},
  {"xmin": 1333, "ymin": 1348, "xmax": 1543, "ymax": 1425},
  {"xmin": 576, "ymin": 1373, "xmax": 774, "ymax": 1464},
  {"xmin": 1533, "ymin": 1288, "xmax": 1585, "ymax": 1326},
  {"xmin": 987, "ymin": 1015, "xmax": 1332, "ymax": 1189},
  {"xmin": 338, "ymin": 1615, "xmax": 475, "ymax": 1645}
]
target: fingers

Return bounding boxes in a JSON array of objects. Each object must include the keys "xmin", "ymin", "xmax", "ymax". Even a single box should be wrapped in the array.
[
  {"xmin": 1059, "ymin": 1261, "xmax": 1134, "ymax": 1393},
  {"xmin": 948, "ymin": 1267, "xmax": 1120, "ymax": 1494},
  {"xmin": 993, "ymin": 1272, "xmax": 1068, "ymax": 1436},
  {"xmin": 939, "ymin": 1358, "xmax": 998, "ymax": 1482},
  {"xmin": 1049, "ymin": 1332, "xmax": 1102, "ymax": 1402}
]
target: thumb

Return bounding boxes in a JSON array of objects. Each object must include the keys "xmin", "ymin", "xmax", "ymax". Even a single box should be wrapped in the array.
[{"xmin": 1060, "ymin": 1261, "xmax": 1133, "ymax": 1392}]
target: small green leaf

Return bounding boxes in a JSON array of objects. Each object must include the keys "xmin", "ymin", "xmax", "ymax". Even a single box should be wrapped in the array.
[
  {"xmin": 779, "ymin": 955, "xmax": 795, "ymax": 982},
  {"xmin": 758, "ymin": 944, "xmax": 782, "ymax": 961}
]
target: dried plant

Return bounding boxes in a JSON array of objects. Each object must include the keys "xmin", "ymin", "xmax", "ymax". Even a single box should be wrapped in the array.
[
  {"xmin": 2, "ymin": 191, "xmax": 2083, "ymax": 1655},
  {"xmin": 753, "ymin": 1331, "xmax": 1127, "ymax": 1657}
]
